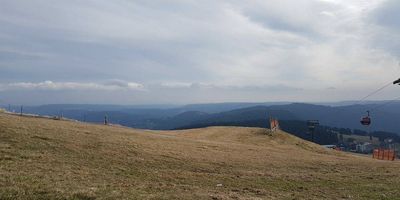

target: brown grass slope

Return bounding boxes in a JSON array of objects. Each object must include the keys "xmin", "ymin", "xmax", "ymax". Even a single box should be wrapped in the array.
[{"xmin": 0, "ymin": 113, "xmax": 399, "ymax": 200}]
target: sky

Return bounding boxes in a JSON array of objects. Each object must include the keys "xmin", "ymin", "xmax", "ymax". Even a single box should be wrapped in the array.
[{"xmin": 0, "ymin": 0, "xmax": 399, "ymax": 105}]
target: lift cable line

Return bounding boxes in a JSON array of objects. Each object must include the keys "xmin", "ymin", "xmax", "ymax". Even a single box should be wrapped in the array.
[
  {"xmin": 354, "ymin": 81, "xmax": 393, "ymax": 106},
  {"xmin": 355, "ymin": 78, "xmax": 400, "ymax": 139},
  {"xmin": 360, "ymin": 78, "xmax": 400, "ymax": 112},
  {"xmin": 321, "ymin": 77, "xmax": 400, "ymax": 141}
]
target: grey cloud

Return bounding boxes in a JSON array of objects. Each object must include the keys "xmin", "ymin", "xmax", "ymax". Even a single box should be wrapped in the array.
[
  {"xmin": 371, "ymin": 0, "xmax": 400, "ymax": 31},
  {"xmin": 0, "ymin": 0, "xmax": 399, "ymax": 104},
  {"xmin": 366, "ymin": 0, "xmax": 400, "ymax": 57},
  {"xmin": 0, "ymin": 50, "xmax": 46, "ymax": 61}
]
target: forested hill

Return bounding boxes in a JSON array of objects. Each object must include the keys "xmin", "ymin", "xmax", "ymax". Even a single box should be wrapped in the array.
[{"xmin": 5, "ymin": 102, "xmax": 400, "ymax": 135}]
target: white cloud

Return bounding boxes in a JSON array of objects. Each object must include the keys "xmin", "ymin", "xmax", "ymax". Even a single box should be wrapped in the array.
[
  {"xmin": 159, "ymin": 82, "xmax": 193, "ymax": 89},
  {"xmin": 0, "ymin": 80, "xmax": 144, "ymax": 91}
]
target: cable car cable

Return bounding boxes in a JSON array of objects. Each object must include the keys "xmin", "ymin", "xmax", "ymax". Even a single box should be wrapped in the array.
[
  {"xmin": 361, "ymin": 78, "xmax": 400, "ymax": 111},
  {"xmin": 357, "ymin": 78, "xmax": 400, "ymax": 138},
  {"xmin": 329, "ymin": 80, "xmax": 394, "ymax": 118},
  {"xmin": 354, "ymin": 81, "xmax": 393, "ymax": 105}
]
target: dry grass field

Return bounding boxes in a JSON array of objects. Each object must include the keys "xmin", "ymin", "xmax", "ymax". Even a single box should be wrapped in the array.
[{"xmin": 0, "ymin": 113, "xmax": 400, "ymax": 200}]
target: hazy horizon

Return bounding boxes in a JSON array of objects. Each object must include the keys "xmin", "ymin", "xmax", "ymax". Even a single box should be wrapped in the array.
[{"xmin": 1, "ymin": 100, "xmax": 399, "ymax": 107}]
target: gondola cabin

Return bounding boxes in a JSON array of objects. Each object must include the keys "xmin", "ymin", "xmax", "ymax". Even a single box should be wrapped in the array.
[
  {"xmin": 360, "ymin": 111, "xmax": 371, "ymax": 126},
  {"xmin": 360, "ymin": 116, "xmax": 371, "ymax": 126}
]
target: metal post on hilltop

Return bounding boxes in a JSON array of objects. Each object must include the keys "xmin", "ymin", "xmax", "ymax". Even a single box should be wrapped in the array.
[
  {"xmin": 310, "ymin": 127, "xmax": 315, "ymax": 142},
  {"xmin": 104, "ymin": 115, "xmax": 108, "ymax": 125},
  {"xmin": 307, "ymin": 120, "xmax": 319, "ymax": 143},
  {"xmin": 20, "ymin": 105, "xmax": 23, "ymax": 116}
]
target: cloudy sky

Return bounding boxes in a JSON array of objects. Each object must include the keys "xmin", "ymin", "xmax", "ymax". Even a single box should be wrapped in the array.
[{"xmin": 0, "ymin": 0, "xmax": 399, "ymax": 105}]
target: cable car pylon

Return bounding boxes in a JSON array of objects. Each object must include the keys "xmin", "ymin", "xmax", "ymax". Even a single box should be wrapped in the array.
[{"xmin": 393, "ymin": 78, "xmax": 400, "ymax": 85}]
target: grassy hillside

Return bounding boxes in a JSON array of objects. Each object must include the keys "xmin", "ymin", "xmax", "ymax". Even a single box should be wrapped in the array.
[{"xmin": 0, "ymin": 113, "xmax": 399, "ymax": 199}]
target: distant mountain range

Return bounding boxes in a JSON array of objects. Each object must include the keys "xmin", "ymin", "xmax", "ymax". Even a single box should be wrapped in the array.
[{"xmin": 2, "ymin": 102, "xmax": 400, "ymax": 134}]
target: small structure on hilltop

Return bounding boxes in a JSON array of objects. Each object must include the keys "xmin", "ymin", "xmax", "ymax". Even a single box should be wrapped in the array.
[{"xmin": 269, "ymin": 117, "xmax": 280, "ymax": 132}]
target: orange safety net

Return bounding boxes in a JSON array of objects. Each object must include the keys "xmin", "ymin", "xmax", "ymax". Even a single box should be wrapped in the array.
[{"xmin": 372, "ymin": 149, "xmax": 396, "ymax": 161}]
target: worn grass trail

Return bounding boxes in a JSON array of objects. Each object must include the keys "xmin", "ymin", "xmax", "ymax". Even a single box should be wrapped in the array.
[{"xmin": 0, "ymin": 113, "xmax": 399, "ymax": 199}]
